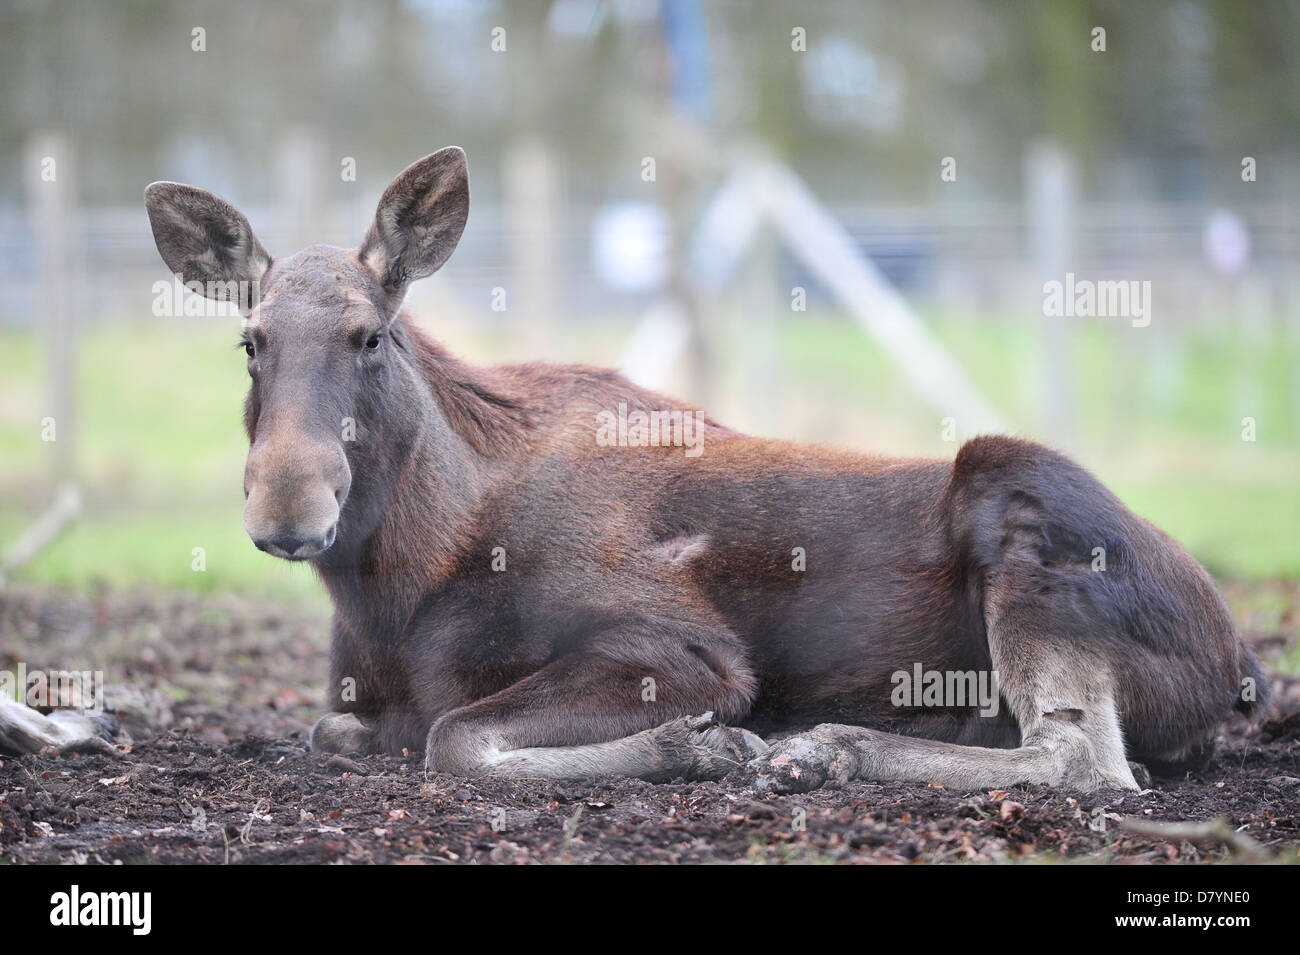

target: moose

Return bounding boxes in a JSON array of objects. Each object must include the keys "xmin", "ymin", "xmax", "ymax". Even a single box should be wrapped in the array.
[{"xmin": 117, "ymin": 147, "xmax": 1270, "ymax": 792}]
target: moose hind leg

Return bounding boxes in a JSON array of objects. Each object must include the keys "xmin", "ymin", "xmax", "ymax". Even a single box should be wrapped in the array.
[
  {"xmin": 740, "ymin": 680, "xmax": 1137, "ymax": 794},
  {"xmin": 741, "ymin": 569, "xmax": 1141, "ymax": 794}
]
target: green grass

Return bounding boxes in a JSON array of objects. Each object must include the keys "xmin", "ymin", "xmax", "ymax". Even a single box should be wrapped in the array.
[
  {"xmin": 763, "ymin": 311, "xmax": 1300, "ymax": 578},
  {"xmin": 0, "ymin": 508, "xmax": 324, "ymax": 599},
  {"xmin": 0, "ymin": 311, "xmax": 1296, "ymax": 596},
  {"xmin": 773, "ymin": 310, "xmax": 1300, "ymax": 448},
  {"xmin": 1113, "ymin": 479, "xmax": 1299, "ymax": 580},
  {"xmin": 0, "ymin": 319, "xmax": 250, "ymax": 499},
  {"xmin": 0, "ymin": 320, "xmax": 323, "ymax": 601}
]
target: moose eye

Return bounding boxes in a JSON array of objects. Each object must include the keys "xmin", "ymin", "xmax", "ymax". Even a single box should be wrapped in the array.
[{"xmin": 365, "ymin": 333, "xmax": 381, "ymax": 350}]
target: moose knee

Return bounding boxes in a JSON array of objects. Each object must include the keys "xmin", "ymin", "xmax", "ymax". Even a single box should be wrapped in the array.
[
  {"xmin": 424, "ymin": 715, "xmax": 498, "ymax": 776},
  {"xmin": 311, "ymin": 712, "xmax": 375, "ymax": 754}
]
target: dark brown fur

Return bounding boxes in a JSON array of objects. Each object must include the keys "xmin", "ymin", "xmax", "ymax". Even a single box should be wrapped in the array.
[{"xmin": 316, "ymin": 323, "xmax": 1265, "ymax": 769}]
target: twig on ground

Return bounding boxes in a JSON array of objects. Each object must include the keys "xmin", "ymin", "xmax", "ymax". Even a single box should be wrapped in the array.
[{"xmin": 1119, "ymin": 817, "xmax": 1268, "ymax": 860}]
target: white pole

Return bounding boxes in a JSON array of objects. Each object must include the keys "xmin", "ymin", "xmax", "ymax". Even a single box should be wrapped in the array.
[{"xmin": 752, "ymin": 161, "xmax": 1009, "ymax": 437}]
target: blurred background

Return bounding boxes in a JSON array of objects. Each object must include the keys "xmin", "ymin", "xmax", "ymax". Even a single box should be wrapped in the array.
[{"xmin": 0, "ymin": 0, "xmax": 1297, "ymax": 612}]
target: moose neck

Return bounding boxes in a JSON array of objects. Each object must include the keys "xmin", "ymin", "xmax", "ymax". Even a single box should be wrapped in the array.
[{"xmin": 314, "ymin": 319, "xmax": 528, "ymax": 637}]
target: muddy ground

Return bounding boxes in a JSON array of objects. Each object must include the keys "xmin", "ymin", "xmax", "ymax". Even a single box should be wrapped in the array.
[{"xmin": 1, "ymin": 583, "xmax": 1296, "ymax": 864}]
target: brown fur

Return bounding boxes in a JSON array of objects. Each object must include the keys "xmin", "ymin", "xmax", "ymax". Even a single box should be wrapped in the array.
[{"xmin": 144, "ymin": 149, "xmax": 1270, "ymax": 789}]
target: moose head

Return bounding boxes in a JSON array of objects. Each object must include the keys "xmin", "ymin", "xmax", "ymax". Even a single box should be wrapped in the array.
[{"xmin": 145, "ymin": 148, "xmax": 470, "ymax": 561}]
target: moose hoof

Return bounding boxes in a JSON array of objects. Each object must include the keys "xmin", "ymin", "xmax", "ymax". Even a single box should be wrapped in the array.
[
  {"xmin": 651, "ymin": 712, "xmax": 771, "ymax": 781},
  {"xmin": 738, "ymin": 731, "xmax": 846, "ymax": 794},
  {"xmin": 310, "ymin": 712, "xmax": 375, "ymax": 755},
  {"xmin": 1127, "ymin": 760, "xmax": 1153, "ymax": 790}
]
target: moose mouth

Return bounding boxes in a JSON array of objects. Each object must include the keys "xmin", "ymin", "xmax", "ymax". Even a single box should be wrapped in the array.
[{"xmin": 253, "ymin": 523, "xmax": 338, "ymax": 561}]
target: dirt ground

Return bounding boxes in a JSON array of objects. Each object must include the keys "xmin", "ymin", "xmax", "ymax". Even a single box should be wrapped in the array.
[{"xmin": 1, "ymin": 582, "xmax": 1296, "ymax": 865}]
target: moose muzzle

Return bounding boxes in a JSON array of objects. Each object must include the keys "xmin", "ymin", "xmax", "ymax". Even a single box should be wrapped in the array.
[{"xmin": 242, "ymin": 438, "xmax": 351, "ymax": 561}]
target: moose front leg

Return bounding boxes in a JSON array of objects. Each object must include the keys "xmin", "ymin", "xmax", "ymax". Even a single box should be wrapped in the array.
[
  {"xmin": 310, "ymin": 712, "xmax": 378, "ymax": 754},
  {"xmin": 424, "ymin": 648, "xmax": 765, "ymax": 782},
  {"xmin": 434, "ymin": 710, "xmax": 767, "ymax": 782},
  {"xmin": 310, "ymin": 616, "xmax": 390, "ymax": 755}
]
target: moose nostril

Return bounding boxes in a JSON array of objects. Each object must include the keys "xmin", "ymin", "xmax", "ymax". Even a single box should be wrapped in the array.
[
  {"xmin": 267, "ymin": 534, "xmax": 309, "ymax": 556},
  {"xmin": 254, "ymin": 528, "xmax": 336, "ymax": 558}
]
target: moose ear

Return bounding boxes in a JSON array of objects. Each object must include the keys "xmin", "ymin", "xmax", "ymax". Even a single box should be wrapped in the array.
[
  {"xmin": 144, "ymin": 182, "xmax": 271, "ymax": 310},
  {"xmin": 359, "ymin": 146, "xmax": 469, "ymax": 306}
]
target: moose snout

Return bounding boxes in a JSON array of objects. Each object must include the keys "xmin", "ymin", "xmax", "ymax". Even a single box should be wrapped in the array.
[
  {"xmin": 254, "ymin": 523, "xmax": 337, "ymax": 560},
  {"xmin": 242, "ymin": 440, "xmax": 350, "ymax": 561}
]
